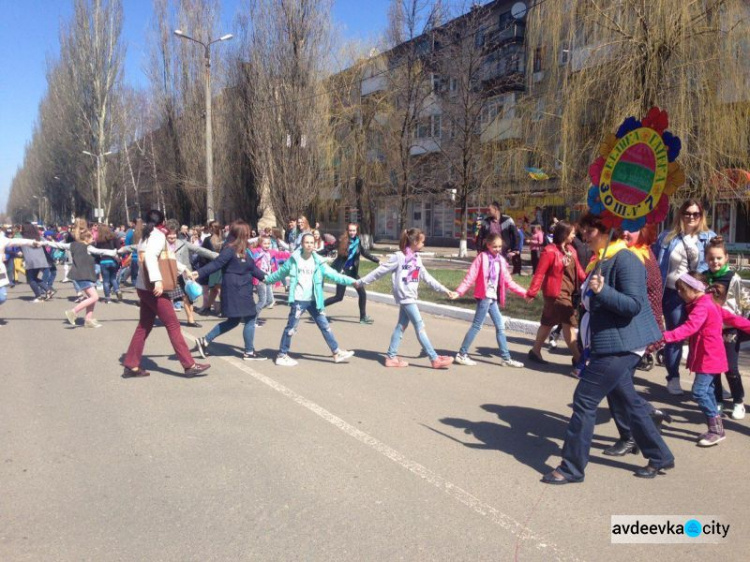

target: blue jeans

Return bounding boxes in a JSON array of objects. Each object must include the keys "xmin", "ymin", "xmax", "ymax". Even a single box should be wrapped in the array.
[
  {"xmin": 280, "ymin": 301, "xmax": 339, "ymax": 355},
  {"xmin": 42, "ymin": 265, "xmax": 56, "ymax": 291},
  {"xmin": 459, "ymin": 298, "xmax": 510, "ymax": 359},
  {"xmin": 27, "ymin": 268, "xmax": 50, "ymax": 298},
  {"xmin": 206, "ymin": 315, "xmax": 258, "ymax": 354},
  {"xmin": 100, "ymin": 261, "xmax": 120, "ymax": 299},
  {"xmin": 256, "ymin": 283, "xmax": 274, "ymax": 311},
  {"xmin": 662, "ymin": 288, "xmax": 686, "ymax": 381},
  {"xmin": 692, "ymin": 373, "xmax": 720, "ymax": 418},
  {"xmin": 0, "ymin": 286, "xmax": 7, "ymax": 305},
  {"xmin": 558, "ymin": 352, "xmax": 674, "ymax": 481},
  {"xmin": 387, "ymin": 303, "xmax": 437, "ymax": 361}
]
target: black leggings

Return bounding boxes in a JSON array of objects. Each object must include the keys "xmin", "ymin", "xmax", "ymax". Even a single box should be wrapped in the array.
[
  {"xmin": 714, "ymin": 331, "xmax": 745, "ymax": 405},
  {"xmin": 324, "ymin": 271, "xmax": 367, "ymax": 319}
]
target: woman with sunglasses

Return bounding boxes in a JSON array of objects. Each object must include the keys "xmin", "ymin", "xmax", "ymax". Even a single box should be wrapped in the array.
[{"xmin": 653, "ymin": 199, "xmax": 716, "ymax": 395}]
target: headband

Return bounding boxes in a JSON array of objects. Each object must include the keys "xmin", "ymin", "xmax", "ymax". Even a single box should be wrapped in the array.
[{"xmin": 678, "ymin": 273, "xmax": 706, "ymax": 292}]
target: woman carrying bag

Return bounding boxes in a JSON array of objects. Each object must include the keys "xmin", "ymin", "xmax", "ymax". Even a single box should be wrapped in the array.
[{"xmin": 122, "ymin": 210, "xmax": 209, "ymax": 378}]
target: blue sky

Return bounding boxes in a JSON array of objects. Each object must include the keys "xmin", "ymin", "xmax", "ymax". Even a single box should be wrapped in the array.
[{"xmin": 0, "ymin": 0, "xmax": 391, "ymax": 214}]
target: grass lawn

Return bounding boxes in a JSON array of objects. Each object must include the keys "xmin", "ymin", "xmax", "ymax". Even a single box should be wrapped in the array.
[{"xmin": 357, "ymin": 260, "xmax": 544, "ymax": 321}]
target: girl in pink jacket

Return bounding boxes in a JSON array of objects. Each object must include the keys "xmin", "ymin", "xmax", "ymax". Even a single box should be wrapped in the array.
[
  {"xmin": 662, "ymin": 272, "xmax": 750, "ymax": 447},
  {"xmin": 454, "ymin": 233, "xmax": 527, "ymax": 367}
]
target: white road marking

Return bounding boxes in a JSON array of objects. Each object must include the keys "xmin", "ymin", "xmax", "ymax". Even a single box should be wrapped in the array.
[{"xmin": 212, "ymin": 352, "xmax": 579, "ymax": 562}]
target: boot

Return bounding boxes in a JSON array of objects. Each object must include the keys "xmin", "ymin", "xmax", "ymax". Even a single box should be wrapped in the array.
[
  {"xmin": 602, "ymin": 438, "xmax": 638, "ymax": 456},
  {"xmin": 698, "ymin": 415, "xmax": 726, "ymax": 447}
]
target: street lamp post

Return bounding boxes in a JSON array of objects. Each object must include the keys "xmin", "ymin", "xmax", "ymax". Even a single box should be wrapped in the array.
[
  {"xmin": 174, "ymin": 29, "xmax": 233, "ymax": 222},
  {"xmin": 83, "ymin": 150, "xmax": 113, "ymax": 221}
]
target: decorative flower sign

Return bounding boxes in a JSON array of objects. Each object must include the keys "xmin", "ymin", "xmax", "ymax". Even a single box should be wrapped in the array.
[{"xmin": 587, "ymin": 107, "xmax": 685, "ymax": 230}]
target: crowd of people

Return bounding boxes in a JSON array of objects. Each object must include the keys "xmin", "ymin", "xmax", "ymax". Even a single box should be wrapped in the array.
[{"xmin": 2, "ymin": 197, "xmax": 749, "ymax": 483}]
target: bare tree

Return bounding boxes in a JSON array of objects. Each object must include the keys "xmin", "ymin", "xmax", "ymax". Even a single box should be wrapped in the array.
[
  {"xmin": 61, "ymin": 0, "xmax": 125, "ymax": 222},
  {"xmin": 380, "ymin": 0, "xmax": 443, "ymax": 232},
  {"xmin": 237, "ymin": 0, "xmax": 335, "ymax": 225}
]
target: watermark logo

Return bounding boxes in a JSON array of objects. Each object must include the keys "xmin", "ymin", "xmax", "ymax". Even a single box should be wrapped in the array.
[{"xmin": 611, "ymin": 515, "xmax": 729, "ymax": 544}]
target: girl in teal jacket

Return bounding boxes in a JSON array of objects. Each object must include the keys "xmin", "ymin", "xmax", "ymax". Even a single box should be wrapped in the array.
[{"xmin": 264, "ymin": 233, "xmax": 357, "ymax": 367}]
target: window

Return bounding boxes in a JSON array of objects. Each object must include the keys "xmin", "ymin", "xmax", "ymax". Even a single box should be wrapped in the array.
[
  {"xmin": 498, "ymin": 11, "xmax": 513, "ymax": 30},
  {"xmin": 449, "ymin": 77, "xmax": 458, "ymax": 95},
  {"xmin": 415, "ymin": 115, "xmax": 442, "ymax": 139},
  {"xmin": 431, "ymin": 73, "xmax": 442, "ymax": 92},
  {"xmin": 533, "ymin": 47, "xmax": 545, "ymax": 73},
  {"xmin": 415, "ymin": 119, "xmax": 431, "ymax": 139},
  {"xmin": 475, "ymin": 28, "xmax": 486, "ymax": 48},
  {"xmin": 432, "ymin": 114, "xmax": 442, "ymax": 138},
  {"xmin": 559, "ymin": 42, "xmax": 571, "ymax": 66}
]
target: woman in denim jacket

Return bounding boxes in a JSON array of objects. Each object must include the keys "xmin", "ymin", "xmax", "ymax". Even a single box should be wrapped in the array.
[{"xmin": 653, "ymin": 199, "xmax": 715, "ymax": 396}]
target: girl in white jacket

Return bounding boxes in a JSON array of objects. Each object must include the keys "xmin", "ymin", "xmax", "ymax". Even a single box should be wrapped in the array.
[{"xmin": 359, "ymin": 228, "xmax": 457, "ymax": 369}]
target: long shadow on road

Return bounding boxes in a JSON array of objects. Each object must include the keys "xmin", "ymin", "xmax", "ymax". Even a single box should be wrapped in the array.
[{"xmin": 428, "ymin": 403, "xmax": 649, "ymax": 476}]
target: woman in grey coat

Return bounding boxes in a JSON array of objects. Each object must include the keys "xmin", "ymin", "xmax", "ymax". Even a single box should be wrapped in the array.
[
  {"xmin": 20, "ymin": 223, "xmax": 53, "ymax": 302},
  {"xmin": 165, "ymin": 219, "xmax": 218, "ymax": 327}
]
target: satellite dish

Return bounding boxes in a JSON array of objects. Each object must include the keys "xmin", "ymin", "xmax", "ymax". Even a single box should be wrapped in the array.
[{"xmin": 511, "ymin": 1, "xmax": 527, "ymax": 19}]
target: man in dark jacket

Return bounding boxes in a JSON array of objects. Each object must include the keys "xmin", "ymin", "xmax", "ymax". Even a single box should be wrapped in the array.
[{"xmin": 476, "ymin": 202, "xmax": 519, "ymax": 265}]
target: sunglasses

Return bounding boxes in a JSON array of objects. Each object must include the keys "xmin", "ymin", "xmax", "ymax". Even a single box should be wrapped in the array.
[{"xmin": 682, "ymin": 212, "xmax": 701, "ymax": 219}]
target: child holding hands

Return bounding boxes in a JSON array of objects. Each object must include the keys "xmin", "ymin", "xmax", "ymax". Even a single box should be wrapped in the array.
[
  {"xmin": 358, "ymin": 228, "xmax": 457, "ymax": 369},
  {"xmin": 661, "ymin": 272, "xmax": 750, "ymax": 446},
  {"xmin": 454, "ymin": 233, "xmax": 527, "ymax": 367}
]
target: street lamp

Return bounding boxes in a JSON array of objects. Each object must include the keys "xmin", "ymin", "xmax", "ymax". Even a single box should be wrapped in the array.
[
  {"xmin": 82, "ymin": 150, "xmax": 113, "ymax": 221},
  {"xmin": 174, "ymin": 29, "xmax": 234, "ymax": 222}
]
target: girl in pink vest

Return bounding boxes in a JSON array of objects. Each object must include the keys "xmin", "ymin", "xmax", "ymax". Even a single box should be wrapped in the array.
[{"xmin": 454, "ymin": 233, "xmax": 527, "ymax": 367}]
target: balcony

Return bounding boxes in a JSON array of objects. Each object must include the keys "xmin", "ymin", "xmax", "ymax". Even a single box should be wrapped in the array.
[
  {"xmin": 484, "ymin": 21, "xmax": 525, "ymax": 51},
  {"xmin": 480, "ymin": 116, "xmax": 523, "ymax": 145}
]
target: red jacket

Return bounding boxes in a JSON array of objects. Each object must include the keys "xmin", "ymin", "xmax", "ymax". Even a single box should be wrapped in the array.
[{"xmin": 526, "ymin": 243, "xmax": 586, "ymax": 299}]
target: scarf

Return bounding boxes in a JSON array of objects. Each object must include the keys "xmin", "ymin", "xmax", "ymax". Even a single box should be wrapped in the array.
[
  {"xmin": 486, "ymin": 251, "xmax": 502, "ymax": 287},
  {"xmin": 627, "ymin": 243, "xmax": 651, "ymax": 264},
  {"xmin": 344, "ymin": 236, "xmax": 360, "ymax": 270},
  {"xmin": 403, "ymin": 248, "xmax": 420, "ymax": 280},
  {"xmin": 706, "ymin": 264, "xmax": 730, "ymax": 284},
  {"xmin": 585, "ymin": 239, "xmax": 629, "ymax": 274},
  {"xmin": 254, "ymin": 248, "xmax": 272, "ymax": 272}
]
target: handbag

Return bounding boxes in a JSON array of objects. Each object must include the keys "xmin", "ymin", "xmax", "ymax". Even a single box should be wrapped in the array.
[{"xmin": 139, "ymin": 241, "xmax": 178, "ymax": 291}]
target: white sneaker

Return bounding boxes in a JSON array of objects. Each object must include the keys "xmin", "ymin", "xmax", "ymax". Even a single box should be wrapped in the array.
[
  {"xmin": 731, "ymin": 403, "xmax": 746, "ymax": 420},
  {"xmin": 501, "ymin": 358, "xmax": 524, "ymax": 368},
  {"xmin": 333, "ymin": 350, "xmax": 355, "ymax": 363},
  {"xmin": 455, "ymin": 354, "xmax": 477, "ymax": 366},
  {"xmin": 548, "ymin": 335, "xmax": 557, "ymax": 349},
  {"xmin": 64, "ymin": 310, "xmax": 77, "ymax": 326},
  {"xmin": 275, "ymin": 354, "xmax": 298, "ymax": 367},
  {"xmin": 666, "ymin": 378, "xmax": 683, "ymax": 395}
]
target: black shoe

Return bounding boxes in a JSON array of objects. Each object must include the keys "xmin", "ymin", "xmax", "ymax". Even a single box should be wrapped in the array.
[
  {"xmin": 634, "ymin": 461, "xmax": 675, "ymax": 479},
  {"xmin": 184, "ymin": 363, "xmax": 210, "ymax": 377},
  {"xmin": 602, "ymin": 438, "xmax": 639, "ymax": 456},
  {"xmin": 196, "ymin": 308, "xmax": 209, "ymax": 316},
  {"xmin": 195, "ymin": 337, "xmax": 208, "ymax": 359},
  {"xmin": 527, "ymin": 349, "xmax": 549, "ymax": 365},
  {"xmin": 243, "ymin": 351, "xmax": 268, "ymax": 361},
  {"xmin": 650, "ymin": 409, "xmax": 673, "ymax": 433},
  {"xmin": 122, "ymin": 366, "xmax": 150, "ymax": 378},
  {"xmin": 186, "ymin": 321, "xmax": 202, "ymax": 328},
  {"xmin": 541, "ymin": 469, "xmax": 583, "ymax": 485}
]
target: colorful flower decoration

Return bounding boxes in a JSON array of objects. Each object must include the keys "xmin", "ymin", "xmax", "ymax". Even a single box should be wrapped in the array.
[{"xmin": 587, "ymin": 107, "xmax": 685, "ymax": 230}]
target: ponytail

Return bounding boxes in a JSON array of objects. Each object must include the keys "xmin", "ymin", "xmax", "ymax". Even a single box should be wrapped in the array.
[{"xmin": 399, "ymin": 228, "xmax": 424, "ymax": 252}]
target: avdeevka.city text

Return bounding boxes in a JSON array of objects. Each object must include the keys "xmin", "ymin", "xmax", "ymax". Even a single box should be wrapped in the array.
[{"xmin": 611, "ymin": 519, "xmax": 730, "ymax": 538}]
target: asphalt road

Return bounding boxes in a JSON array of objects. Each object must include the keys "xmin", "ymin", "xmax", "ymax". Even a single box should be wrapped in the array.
[{"xmin": 1, "ymin": 282, "xmax": 747, "ymax": 561}]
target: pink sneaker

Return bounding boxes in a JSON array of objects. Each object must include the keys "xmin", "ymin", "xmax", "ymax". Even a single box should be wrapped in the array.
[
  {"xmin": 385, "ymin": 356, "xmax": 409, "ymax": 368},
  {"xmin": 431, "ymin": 355, "xmax": 454, "ymax": 369}
]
